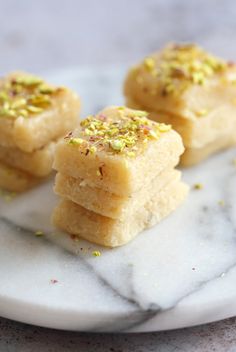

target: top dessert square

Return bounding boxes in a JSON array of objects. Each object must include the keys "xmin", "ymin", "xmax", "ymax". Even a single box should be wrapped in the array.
[
  {"xmin": 124, "ymin": 43, "xmax": 236, "ymax": 121},
  {"xmin": 0, "ymin": 71, "xmax": 80, "ymax": 152},
  {"xmin": 53, "ymin": 106, "xmax": 184, "ymax": 196}
]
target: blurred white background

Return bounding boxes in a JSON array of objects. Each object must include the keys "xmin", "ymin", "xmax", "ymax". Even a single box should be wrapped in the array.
[{"xmin": 0, "ymin": 0, "xmax": 236, "ymax": 73}]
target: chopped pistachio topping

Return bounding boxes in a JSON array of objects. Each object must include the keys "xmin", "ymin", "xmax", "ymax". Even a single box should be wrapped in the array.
[
  {"xmin": 15, "ymin": 75, "xmax": 43, "ymax": 86},
  {"xmin": 35, "ymin": 230, "xmax": 44, "ymax": 236},
  {"xmin": 68, "ymin": 137, "xmax": 84, "ymax": 145},
  {"xmin": 18, "ymin": 109, "xmax": 28, "ymax": 117},
  {"xmin": 0, "ymin": 91, "xmax": 8, "ymax": 100},
  {"xmin": 140, "ymin": 44, "xmax": 227, "ymax": 98},
  {"xmin": 27, "ymin": 105, "xmax": 43, "ymax": 113},
  {"xmin": 110, "ymin": 139, "xmax": 126, "ymax": 151},
  {"xmin": 144, "ymin": 57, "xmax": 155, "ymax": 71},
  {"xmin": 92, "ymin": 250, "xmax": 101, "ymax": 257},
  {"xmin": 38, "ymin": 85, "xmax": 55, "ymax": 94},
  {"xmin": 67, "ymin": 107, "xmax": 172, "ymax": 156},
  {"xmin": 0, "ymin": 73, "xmax": 63, "ymax": 119},
  {"xmin": 89, "ymin": 146, "xmax": 97, "ymax": 154},
  {"xmin": 134, "ymin": 110, "xmax": 149, "ymax": 117}
]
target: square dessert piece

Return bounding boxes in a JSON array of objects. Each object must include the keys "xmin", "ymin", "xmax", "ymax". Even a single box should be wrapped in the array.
[
  {"xmin": 54, "ymin": 167, "xmax": 179, "ymax": 220},
  {"xmin": 0, "ymin": 72, "xmax": 80, "ymax": 152},
  {"xmin": 53, "ymin": 106, "xmax": 184, "ymax": 196},
  {"xmin": 124, "ymin": 43, "xmax": 236, "ymax": 165},
  {"xmin": 52, "ymin": 176, "xmax": 188, "ymax": 247}
]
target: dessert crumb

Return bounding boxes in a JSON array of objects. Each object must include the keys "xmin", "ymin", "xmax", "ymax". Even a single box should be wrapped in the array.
[
  {"xmin": 193, "ymin": 183, "xmax": 203, "ymax": 190},
  {"xmin": 35, "ymin": 230, "xmax": 44, "ymax": 236},
  {"xmin": 92, "ymin": 250, "xmax": 101, "ymax": 257}
]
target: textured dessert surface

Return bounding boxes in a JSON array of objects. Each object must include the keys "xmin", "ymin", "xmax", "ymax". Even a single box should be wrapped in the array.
[
  {"xmin": 52, "ymin": 178, "xmax": 188, "ymax": 247},
  {"xmin": 124, "ymin": 43, "xmax": 236, "ymax": 121},
  {"xmin": 126, "ymin": 103, "xmax": 236, "ymax": 150},
  {"xmin": 0, "ymin": 140, "xmax": 57, "ymax": 177},
  {"xmin": 0, "ymin": 161, "xmax": 41, "ymax": 192},
  {"xmin": 180, "ymin": 135, "xmax": 236, "ymax": 166},
  {"xmin": 125, "ymin": 44, "xmax": 236, "ymax": 165},
  {"xmin": 54, "ymin": 168, "xmax": 179, "ymax": 220},
  {"xmin": 53, "ymin": 106, "xmax": 184, "ymax": 196},
  {"xmin": 0, "ymin": 71, "xmax": 81, "ymax": 191},
  {"xmin": 0, "ymin": 71, "xmax": 80, "ymax": 152}
]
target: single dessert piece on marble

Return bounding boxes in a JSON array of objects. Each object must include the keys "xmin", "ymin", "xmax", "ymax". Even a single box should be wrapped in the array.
[
  {"xmin": 53, "ymin": 106, "xmax": 184, "ymax": 196},
  {"xmin": 0, "ymin": 71, "xmax": 81, "ymax": 192},
  {"xmin": 124, "ymin": 43, "xmax": 236, "ymax": 166},
  {"xmin": 52, "ymin": 106, "xmax": 188, "ymax": 247}
]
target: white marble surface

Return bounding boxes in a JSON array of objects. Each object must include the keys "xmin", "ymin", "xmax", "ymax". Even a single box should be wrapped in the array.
[
  {"xmin": 1, "ymin": 68, "xmax": 236, "ymax": 334},
  {"xmin": 1, "ymin": 0, "xmax": 236, "ymax": 350}
]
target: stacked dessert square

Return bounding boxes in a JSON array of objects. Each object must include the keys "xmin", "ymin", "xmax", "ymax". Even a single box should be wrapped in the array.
[
  {"xmin": 0, "ymin": 72, "xmax": 80, "ymax": 192},
  {"xmin": 53, "ymin": 106, "xmax": 188, "ymax": 247},
  {"xmin": 124, "ymin": 44, "xmax": 236, "ymax": 166}
]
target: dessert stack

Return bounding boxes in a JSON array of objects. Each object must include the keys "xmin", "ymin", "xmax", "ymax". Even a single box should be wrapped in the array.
[
  {"xmin": 0, "ymin": 72, "xmax": 80, "ymax": 192},
  {"xmin": 53, "ymin": 106, "xmax": 188, "ymax": 247},
  {"xmin": 124, "ymin": 43, "xmax": 236, "ymax": 166}
]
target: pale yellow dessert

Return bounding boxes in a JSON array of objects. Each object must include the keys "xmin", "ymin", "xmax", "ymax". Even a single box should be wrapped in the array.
[
  {"xmin": 53, "ymin": 106, "xmax": 184, "ymax": 196},
  {"xmin": 52, "ymin": 105, "xmax": 188, "ymax": 247},
  {"xmin": 52, "ymin": 177, "xmax": 188, "ymax": 247},
  {"xmin": 0, "ymin": 161, "xmax": 40, "ymax": 192},
  {"xmin": 54, "ymin": 167, "xmax": 179, "ymax": 220},
  {"xmin": 0, "ymin": 140, "xmax": 57, "ymax": 177},
  {"xmin": 0, "ymin": 72, "xmax": 80, "ymax": 152},
  {"xmin": 124, "ymin": 43, "xmax": 236, "ymax": 166},
  {"xmin": 0, "ymin": 71, "xmax": 80, "ymax": 191}
]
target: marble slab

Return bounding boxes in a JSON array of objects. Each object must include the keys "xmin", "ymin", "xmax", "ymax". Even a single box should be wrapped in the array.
[{"xmin": 0, "ymin": 68, "xmax": 236, "ymax": 332}]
